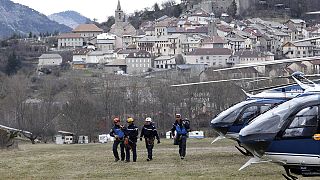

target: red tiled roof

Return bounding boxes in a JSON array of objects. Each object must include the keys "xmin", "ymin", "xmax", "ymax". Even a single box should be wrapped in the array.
[
  {"xmin": 73, "ymin": 49, "xmax": 92, "ymax": 55},
  {"xmin": 187, "ymin": 48, "xmax": 232, "ymax": 56},
  {"xmin": 73, "ymin": 24, "xmax": 103, "ymax": 32},
  {"xmin": 58, "ymin": 33, "xmax": 82, "ymax": 38}
]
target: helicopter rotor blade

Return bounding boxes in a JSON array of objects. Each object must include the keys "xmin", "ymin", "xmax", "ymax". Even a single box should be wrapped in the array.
[{"xmin": 171, "ymin": 77, "xmax": 272, "ymax": 87}]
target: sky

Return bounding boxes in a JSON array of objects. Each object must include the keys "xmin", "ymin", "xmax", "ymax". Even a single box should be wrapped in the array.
[{"xmin": 12, "ymin": 0, "xmax": 181, "ymax": 23}]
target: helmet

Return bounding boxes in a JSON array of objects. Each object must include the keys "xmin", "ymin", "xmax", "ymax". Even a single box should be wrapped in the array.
[
  {"xmin": 127, "ymin": 117, "xmax": 134, "ymax": 123},
  {"xmin": 113, "ymin": 117, "xmax": 120, "ymax": 123},
  {"xmin": 175, "ymin": 114, "xmax": 181, "ymax": 119},
  {"xmin": 145, "ymin": 117, "xmax": 152, "ymax": 122}
]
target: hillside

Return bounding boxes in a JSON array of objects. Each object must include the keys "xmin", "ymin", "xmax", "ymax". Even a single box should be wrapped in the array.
[
  {"xmin": 48, "ymin": 11, "xmax": 91, "ymax": 29},
  {"xmin": 0, "ymin": 0, "xmax": 71, "ymax": 39}
]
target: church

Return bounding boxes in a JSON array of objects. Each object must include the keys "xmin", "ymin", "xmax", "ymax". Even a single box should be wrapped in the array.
[{"xmin": 109, "ymin": 0, "xmax": 136, "ymax": 38}]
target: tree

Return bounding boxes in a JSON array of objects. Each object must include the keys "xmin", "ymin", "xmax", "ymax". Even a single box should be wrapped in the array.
[
  {"xmin": 28, "ymin": 32, "xmax": 33, "ymax": 38},
  {"xmin": 5, "ymin": 52, "xmax": 21, "ymax": 76},
  {"xmin": 98, "ymin": 16, "xmax": 115, "ymax": 32},
  {"xmin": 154, "ymin": 3, "xmax": 160, "ymax": 12},
  {"xmin": 227, "ymin": 0, "xmax": 237, "ymax": 18},
  {"xmin": 175, "ymin": 54, "xmax": 185, "ymax": 65}
]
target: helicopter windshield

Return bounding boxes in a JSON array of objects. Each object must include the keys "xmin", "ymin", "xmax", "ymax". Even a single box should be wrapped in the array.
[
  {"xmin": 211, "ymin": 99, "xmax": 256, "ymax": 124},
  {"xmin": 240, "ymin": 95, "xmax": 319, "ymax": 137}
]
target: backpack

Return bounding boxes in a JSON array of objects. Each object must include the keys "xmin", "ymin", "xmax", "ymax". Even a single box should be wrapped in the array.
[
  {"xmin": 114, "ymin": 128, "xmax": 125, "ymax": 138},
  {"xmin": 175, "ymin": 124, "xmax": 187, "ymax": 135}
]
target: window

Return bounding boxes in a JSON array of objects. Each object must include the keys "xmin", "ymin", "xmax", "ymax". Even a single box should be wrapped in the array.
[
  {"xmin": 235, "ymin": 104, "xmax": 273, "ymax": 125},
  {"xmin": 283, "ymin": 106, "xmax": 319, "ymax": 138}
]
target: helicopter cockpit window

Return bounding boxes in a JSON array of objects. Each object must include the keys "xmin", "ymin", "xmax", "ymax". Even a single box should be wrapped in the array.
[
  {"xmin": 283, "ymin": 106, "xmax": 319, "ymax": 138},
  {"xmin": 235, "ymin": 104, "xmax": 273, "ymax": 125},
  {"xmin": 235, "ymin": 106, "xmax": 259, "ymax": 124}
]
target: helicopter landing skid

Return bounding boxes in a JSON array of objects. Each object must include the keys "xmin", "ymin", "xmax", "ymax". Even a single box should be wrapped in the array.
[
  {"xmin": 235, "ymin": 145, "xmax": 253, "ymax": 156},
  {"xmin": 282, "ymin": 167, "xmax": 298, "ymax": 180}
]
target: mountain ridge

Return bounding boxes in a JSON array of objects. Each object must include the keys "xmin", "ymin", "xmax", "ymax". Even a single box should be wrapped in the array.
[
  {"xmin": 48, "ymin": 10, "xmax": 91, "ymax": 29},
  {"xmin": 0, "ymin": 0, "xmax": 71, "ymax": 39}
]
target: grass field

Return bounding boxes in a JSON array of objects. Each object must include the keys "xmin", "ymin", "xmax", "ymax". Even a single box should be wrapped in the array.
[{"xmin": 0, "ymin": 138, "xmax": 314, "ymax": 179}]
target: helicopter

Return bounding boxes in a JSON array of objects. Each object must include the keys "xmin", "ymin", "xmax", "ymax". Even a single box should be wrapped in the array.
[
  {"xmin": 173, "ymin": 69, "xmax": 317, "ymax": 155},
  {"xmin": 209, "ymin": 72, "xmax": 319, "ymax": 155},
  {"xmin": 239, "ymin": 78, "xmax": 320, "ymax": 179},
  {"xmin": 0, "ymin": 124, "xmax": 33, "ymax": 147}
]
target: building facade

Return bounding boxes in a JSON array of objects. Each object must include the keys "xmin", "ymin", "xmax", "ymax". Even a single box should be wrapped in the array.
[{"xmin": 126, "ymin": 50, "xmax": 152, "ymax": 74}]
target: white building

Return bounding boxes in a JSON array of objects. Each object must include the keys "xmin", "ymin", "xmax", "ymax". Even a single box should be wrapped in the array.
[
  {"xmin": 154, "ymin": 56, "xmax": 176, "ymax": 69},
  {"xmin": 38, "ymin": 54, "xmax": 62, "ymax": 67},
  {"xmin": 137, "ymin": 34, "xmax": 186, "ymax": 56},
  {"xmin": 73, "ymin": 49, "xmax": 92, "ymax": 63},
  {"xmin": 57, "ymin": 33, "xmax": 84, "ymax": 50},
  {"xmin": 126, "ymin": 50, "xmax": 152, "ymax": 74},
  {"xmin": 96, "ymin": 33, "xmax": 117, "ymax": 51},
  {"xmin": 282, "ymin": 41, "xmax": 314, "ymax": 59},
  {"xmin": 87, "ymin": 51, "xmax": 115, "ymax": 64},
  {"xmin": 184, "ymin": 48, "xmax": 232, "ymax": 68}
]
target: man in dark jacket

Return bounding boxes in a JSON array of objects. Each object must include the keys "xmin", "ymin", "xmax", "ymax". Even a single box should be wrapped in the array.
[
  {"xmin": 140, "ymin": 117, "xmax": 160, "ymax": 161},
  {"xmin": 109, "ymin": 117, "xmax": 125, "ymax": 162},
  {"xmin": 124, "ymin": 117, "xmax": 139, "ymax": 162},
  {"xmin": 171, "ymin": 114, "xmax": 190, "ymax": 159}
]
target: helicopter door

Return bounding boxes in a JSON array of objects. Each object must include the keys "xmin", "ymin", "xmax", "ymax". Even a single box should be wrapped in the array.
[{"xmin": 272, "ymin": 105, "xmax": 320, "ymax": 165}]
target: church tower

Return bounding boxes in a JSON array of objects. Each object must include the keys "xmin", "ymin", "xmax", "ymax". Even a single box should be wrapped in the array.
[
  {"xmin": 115, "ymin": 0, "xmax": 124, "ymax": 24},
  {"xmin": 208, "ymin": 14, "xmax": 217, "ymax": 37}
]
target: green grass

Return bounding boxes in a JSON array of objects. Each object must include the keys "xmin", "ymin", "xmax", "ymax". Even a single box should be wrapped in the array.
[{"xmin": 0, "ymin": 139, "xmax": 313, "ymax": 179}]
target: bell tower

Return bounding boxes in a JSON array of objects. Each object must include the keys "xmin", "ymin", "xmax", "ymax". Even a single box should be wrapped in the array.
[{"xmin": 115, "ymin": 0, "xmax": 124, "ymax": 24}]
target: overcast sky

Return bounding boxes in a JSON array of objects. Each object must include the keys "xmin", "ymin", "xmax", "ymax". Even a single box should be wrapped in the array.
[{"xmin": 12, "ymin": 0, "xmax": 181, "ymax": 22}]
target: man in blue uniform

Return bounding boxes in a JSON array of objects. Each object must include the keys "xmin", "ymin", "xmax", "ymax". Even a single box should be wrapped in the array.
[
  {"xmin": 140, "ymin": 117, "xmax": 160, "ymax": 161},
  {"xmin": 109, "ymin": 117, "xmax": 125, "ymax": 162},
  {"xmin": 124, "ymin": 117, "xmax": 139, "ymax": 162},
  {"xmin": 171, "ymin": 114, "xmax": 190, "ymax": 159}
]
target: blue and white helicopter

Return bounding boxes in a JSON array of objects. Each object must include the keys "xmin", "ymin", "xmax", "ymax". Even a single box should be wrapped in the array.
[
  {"xmin": 209, "ymin": 72, "xmax": 320, "ymax": 153},
  {"xmin": 239, "ymin": 75, "xmax": 320, "ymax": 179},
  {"xmin": 173, "ymin": 71, "xmax": 313, "ymax": 155}
]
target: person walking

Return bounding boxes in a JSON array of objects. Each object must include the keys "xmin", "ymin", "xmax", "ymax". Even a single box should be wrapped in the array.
[
  {"xmin": 109, "ymin": 117, "xmax": 125, "ymax": 162},
  {"xmin": 140, "ymin": 117, "xmax": 160, "ymax": 161},
  {"xmin": 171, "ymin": 114, "xmax": 190, "ymax": 159},
  {"xmin": 124, "ymin": 117, "xmax": 139, "ymax": 162}
]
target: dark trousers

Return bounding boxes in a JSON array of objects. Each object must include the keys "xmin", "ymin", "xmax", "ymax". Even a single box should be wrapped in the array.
[
  {"xmin": 145, "ymin": 138, "xmax": 154, "ymax": 159},
  {"xmin": 125, "ymin": 142, "xmax": 137, "ymax": 162},
  {"xmin": 178, "ymin": 135, "xmax": 187, "ymax": 157},
  {"xmin": 113, "ymin": 140, "xmax": 125, "ymax": 160}
]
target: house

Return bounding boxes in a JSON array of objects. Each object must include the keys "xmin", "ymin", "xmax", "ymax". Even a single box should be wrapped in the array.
[
  {"xmin": 137, "ymin": 34, "xmax": 186, "ymax": 56},
  {"xmin": 282, "ymin": 41, "xmax": 314, "ymax": 59},
  {"xmin": 154, "ymin": 56, "xmax": 176, "ymax": 69},
  {"xmin": 96, "ymin": 33, "xmax": 118, "ymax": 51},
  {"xmin": 201, "ymin": 36, "xmax": 228, "ymax": 49},
  {"xmin": 144, "ymin": 27, "xmax": 156, "ymax": 36},
  {"xmin": 233, "ymin": 49, "xmax": 273, "ymax": 66},
  {"xmin": 285, "ymin": 19, "xmax": 306, "ymax": 31},
  {"xmin": 184, "ymin": 48, "xmax": 232, "ymax": 68},
  {"xmin": 167, "ymin": 26, "xmax": 208, "ymax": 36},
  {"xmin": 72, "ymin": 49, "xmax": 92, "ymax": 69},
  {"xmin": 182, "ymin": 35, "xmax": 203, "ymax": 55},
  {"xmin": 72, "ymin": 24, "xmax": 103, "ymax": 40},
  {"xmin": 104, "ymin": 59, "xmax": 127, "ymax": 74},
  {"xmin": 225, "ymin": 37, "xmax": 245, "ymax": 52},
  {"xmin": 115, "ymin": 49, "xmax": 139, "ymax": 60},
  {"xmin": 38, "ymin": 54, "xmax": 62, "ymax": 67},
  {"xmin": 126, "ymin": 50, "xmax": 152, "ymax": 74},
  {"xmin": 57, "ymin": 33, "xmax": 84, "ymax": 50},
  {"xmin": 87, "ymin": 51, "xmax": 115, "ymax": 65}
]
